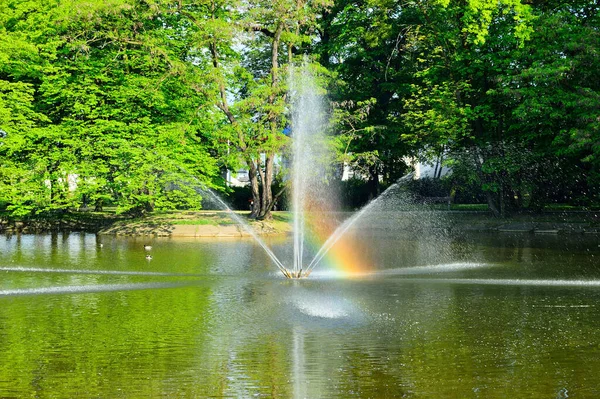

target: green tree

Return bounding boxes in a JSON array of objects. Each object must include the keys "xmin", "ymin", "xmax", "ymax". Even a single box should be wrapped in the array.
[
  {"xmin": 400, "ymin": 0, "xmax": 546, "ymax": 215},
  {"xmin": 317, "ymin": 0, "xmax": 417, "ymax": 198},
  {"xmin": 508, "ymin": 1, "xmax": 600, "ymax": 207},
  {"xmin": 405, "ymin": 1, "xmax": 599, "ymax": 213},
  {"xmin": 182, "ymin": 0, "xmax": 330, "ymax": 219},
  {"xmin": 0, "ymin": 0, "xmax": 70, "ymax": 216},
  {"xmin": 0, "ymin": 0, "xmax": 220, "ymax": 217}
]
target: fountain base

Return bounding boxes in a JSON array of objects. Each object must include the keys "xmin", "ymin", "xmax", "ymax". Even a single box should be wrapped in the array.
[{"xmin": 282, "ymin": 268, "xmax": 311, "ymax": 279}]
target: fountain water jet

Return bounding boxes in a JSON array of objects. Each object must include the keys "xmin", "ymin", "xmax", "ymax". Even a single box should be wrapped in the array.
[
  {"xmin": 199, "ymin": 188, "xmax": 289, "ymax": 275},
  {"xmin": 304, "ymin": 173, "xmax": 414, "ymax": 275},
  {"xmin": 153, "ymin": 156, "xmax": 291, "ymax": 276},
  {"xmin": 271, "ymin": 62, "xmax": 419, "ymax": 278},
  {"xmin": 286, "ymin": 62, "xmax": 333, "ymax": 278}
]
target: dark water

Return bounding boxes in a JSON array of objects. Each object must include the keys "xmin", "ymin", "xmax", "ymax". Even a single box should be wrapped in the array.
[{"xmin": 0, "ymin": 231, "xmax": 599, "ymax": 397}]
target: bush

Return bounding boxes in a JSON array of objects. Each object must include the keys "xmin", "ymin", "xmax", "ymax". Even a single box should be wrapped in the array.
[
  {"xmin": 338, "ymin": 178, "xmax": 371, "ymax": 210},
  {"xmin": 405, "ymin": 177, "xmax": 450, "ymax": 198},
  {"xmin": 224, "ymin": 186, "xmax": 254, "ymax": 211}
]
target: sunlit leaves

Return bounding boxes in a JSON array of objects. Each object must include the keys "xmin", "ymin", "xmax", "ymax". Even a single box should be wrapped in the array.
[
  {"xmin": 0, "ymin": 0, "xmax": 220, "ymax": 217},
  {"xmin": 428, "ymin": 0, "xmax": 534, "ymax": 45}
]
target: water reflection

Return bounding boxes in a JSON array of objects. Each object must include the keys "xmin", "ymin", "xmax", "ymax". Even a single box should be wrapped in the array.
[{"xmin": 0, "ymin": 232, "xmax": 599, "ymax": 397}]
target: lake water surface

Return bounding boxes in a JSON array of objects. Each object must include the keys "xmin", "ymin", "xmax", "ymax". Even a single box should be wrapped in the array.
[{"xmin": 0, "ymin": 231, "xmax": 599, "ymax": 397}]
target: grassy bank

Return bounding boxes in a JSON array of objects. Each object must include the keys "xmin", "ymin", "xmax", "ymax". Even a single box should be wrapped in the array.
[{"xmin": 98, "ymin": 211, "xmax": 293, "ymax": 237}]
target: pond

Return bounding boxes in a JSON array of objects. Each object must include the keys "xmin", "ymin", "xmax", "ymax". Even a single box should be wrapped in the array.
[{"xmin": 0, "ymin": 230, "xmax": 599, "ymax": 397}]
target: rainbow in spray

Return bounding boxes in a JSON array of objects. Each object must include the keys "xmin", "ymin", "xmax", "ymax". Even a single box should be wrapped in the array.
[{"xmin": 303, "ymin": 214, "xmax": 372, "ymax": 276}]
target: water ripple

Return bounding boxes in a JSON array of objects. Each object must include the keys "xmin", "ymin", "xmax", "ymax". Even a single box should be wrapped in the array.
[
  {"xmin": 0, "ymin": 282, "xmax": 190, "ymax": 297},
  {"xmin": 0, "ymin": 266, "xmax": 202, "ymax": 277}
]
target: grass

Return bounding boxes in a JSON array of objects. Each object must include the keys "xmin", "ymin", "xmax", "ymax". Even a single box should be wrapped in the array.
[
  {"xmin": 170, "ymin": 219, "xmax": 216, "ymax": 226},
  {"xmin": 147, "ymin": 211, "xmax": 240, "ymax": 226}
]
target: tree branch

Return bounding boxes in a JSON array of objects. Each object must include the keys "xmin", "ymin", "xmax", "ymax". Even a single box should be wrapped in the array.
[{"xmin": 248, "ymin": 24, "xmax": 275, "ymax": 38}]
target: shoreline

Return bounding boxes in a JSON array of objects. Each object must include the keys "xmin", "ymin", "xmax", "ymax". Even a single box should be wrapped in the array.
[{"xmin": 0, "ymin": 210, "xmax": 598, "ymax": 236}]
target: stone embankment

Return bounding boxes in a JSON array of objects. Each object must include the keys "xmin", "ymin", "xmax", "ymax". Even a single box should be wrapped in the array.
[
  {"xmin": 0, "ymin": 214, "xmax": 118, "ymax": 234},
  {"xmin": 0, "ymin": 211, "xmax": 292, "ymax": 237}
]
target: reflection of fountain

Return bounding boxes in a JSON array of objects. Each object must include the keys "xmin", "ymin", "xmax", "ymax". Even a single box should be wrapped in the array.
[{"xmin": 292, "ymin": 326, "xmax": 307, "ymax": 399}]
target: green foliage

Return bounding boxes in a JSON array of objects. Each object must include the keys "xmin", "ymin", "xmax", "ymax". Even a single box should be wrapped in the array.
[
  {"xmin": 396, "ymin": 1, "xmax": 598, "ymax": 214},
  {"xmin": 0, "ymin": 0, "xmax": 220, "ymax": 218},
  {"xmin": 405, "ymin": 177, "xmax": 451, "ymax": 198},
  {"xmin": 1, "ymin": 0, "xmax": 598, "ymax": 219},
  {"xmin": 337, "ymin": 177, "xmax": 372, "ymax": 210},
  {"xmin": 320, "ymin": 0, "xmax": 415, "ymax": 194}
]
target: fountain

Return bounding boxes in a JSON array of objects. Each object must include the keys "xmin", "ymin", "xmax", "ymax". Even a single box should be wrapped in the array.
[
  {"xmin": 187, "ymin": 62, "xmax": 342, "ymax": 279},
  {"xmin": 157, "ymin": 62, "xmax": 449, "ymax": 280},
  {"xmin": 266, "ymin": 63, "xmax": 430, "ymax": 278},
  {"xmin": 203, "ymin": 62, "xmax": 438, "ymax": 279}
]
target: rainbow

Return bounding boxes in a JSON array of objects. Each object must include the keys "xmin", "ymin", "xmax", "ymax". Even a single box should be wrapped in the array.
[{"xmin": 303, "ymin": 212, "xmax": 372, "ymax": 276}]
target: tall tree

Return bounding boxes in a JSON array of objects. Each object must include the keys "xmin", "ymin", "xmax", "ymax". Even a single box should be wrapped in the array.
[
  {"xmin": 509, "ymin": 1, "xmax": 600, "ymax": 207},
  {"xmin": 317, "ymin": 0, "xmax": 418, "ymax": 198},
  {"xmin": 400, "ymin": 1, "xmax": 540, "ymax": 215},
  {"xmin": 0, "ymin": 0, "xmax": 220, "ymax": 217},
  {"xmin": 184, "ymin": 0, "xmax": 329, "ymax": 219},
  {"xmin": 402, "ymin": 0, "xmax": 599, "ymax": 214}
]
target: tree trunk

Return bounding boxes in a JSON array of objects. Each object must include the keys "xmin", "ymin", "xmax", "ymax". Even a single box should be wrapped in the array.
[
  {"xmin": 247, "ymin": 158, "xmax": 261, "ymax": 218},
  {"xmin": 203, "ymin": 3, "xmax": 263, "ymax": 219},
  {"xmin": 256, "ymin": 22, "xmax": 284, "ymax": 220},
  {"xmin": 435, "ymin": 150, "xmax": 444, "ymax": 179},
  {"xmin": 267, "ymin": 183, "xmax": 288, "ymax": 213},
  {"xmin": 258, "ymin": 153, "xmax": 275, "ymax": 220},
  {"xmin": 486, "ymin": 191, "xmax": 501, "ymax": 218},
  {"xmin": 270, "ymin": 23, "xmax": 283, "ymax": 86}
]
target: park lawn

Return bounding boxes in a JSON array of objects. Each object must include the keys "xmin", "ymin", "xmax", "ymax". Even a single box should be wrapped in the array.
[{"xmin": 98, "ymin": 210, "xmax": 293, "ymax": 236}]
